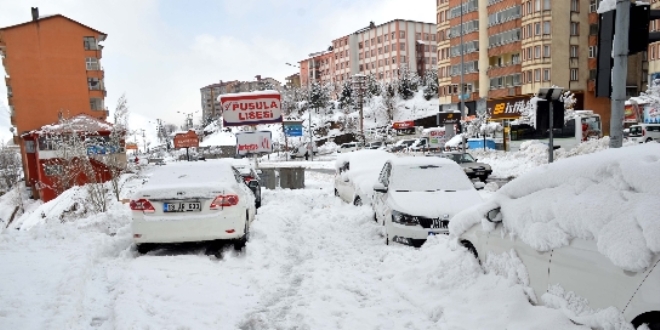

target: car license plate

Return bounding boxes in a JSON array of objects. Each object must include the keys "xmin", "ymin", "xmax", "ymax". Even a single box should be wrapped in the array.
[
  {"xmin": 431, "ymin": 219, "xmax": 448, "ymax": 229},
  {"xmin": 164, "ymin": 202, "xmax": 201, "ymax": 212},
  {"xmin": 476, "ymin": 171, "xmax": 484, "ymax": 175}
]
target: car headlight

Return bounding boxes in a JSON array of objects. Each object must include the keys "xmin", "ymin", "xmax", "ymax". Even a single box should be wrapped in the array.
[
  {"xmin": 463, "ymin": 167, "xmax": 474, "ymax": 173},
  {"xmin": 392, "ymin": 210, "xmax": 419, "ymax": 226}
]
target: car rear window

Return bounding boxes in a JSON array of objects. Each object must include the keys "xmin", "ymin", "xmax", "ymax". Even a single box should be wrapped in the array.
[{"xmin": 630, "ymin": 126, "xmax": 642, "ymax": 136}]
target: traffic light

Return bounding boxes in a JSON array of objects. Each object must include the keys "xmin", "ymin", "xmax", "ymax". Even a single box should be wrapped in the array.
[
  {"xmin": 595, "ymin": 4, "xmax": 660, "ymax": 98},
  {"xmin": 535, "ymin": 100, "xmax": 564, "ymax": 131}
]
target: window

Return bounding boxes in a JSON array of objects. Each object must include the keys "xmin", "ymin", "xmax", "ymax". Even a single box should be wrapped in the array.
[
  {"xmin": 544, "ymin": 0, "xmax": 551, "ymax": 10},
  {"xmin": 378, "ymin": 47, "xmax": 382, "ymax": 54},
  {"xmin": 571, "ymin": 22, "xmax": 579, "ymax": 35},
  {"xmin": 83, "ymin": 36, "xmax": 98, "ymax": 50},
  {"xmin": 543, "ymin": 21, "xmax": 551, "ymax": 34},
  {"xmin": 400, "ymin": 42, "xmax": 406, "ymax": 51},
  {"xmin": 590, "ymin": 0, "xmax": 597, "ymax": 12},
  {"xmin": 365, "ymin": 40, "xmax": 370, "ymax": 47},
  {"xmin": 544, "ymin": 45, "xmax": 551, "ymax": 57},
  {"xmin": 527, "ymin": 70, "xmax": 532, "ymax": 83},
  {"xmin": 527, "ymin": 47, "xmax": 532, "ymax": 59},
  {"xmin": 526, "ymin": 24, "xmax": 532, "ymax": 38},
  {"xmin": 371, "ymin": 38, "xmax": 375, "ymax": 45},
  {"xmin": 535, "ymin": 0, "xmax": 541, "ymax": 11},
  {"xmin": 589, "ymin": 46, "xmax": 597, "ymax": 58},
  {"xmin": 359, "ymin": 42, "xmax": 363, "ymax": 49},
  {"xmin": 570, "ymin": 45, "xmax": 579, "ymax": 57},
  {"xmin": 392, "ymin": 32, "xmax": 396, "ymax": 39},
  {"xmin": 487, "ymin": 5, "xmax": 521, "ymax": 27},
  {"xmin": 535, "ymin": 46, "xmax": 541, "ymax": 58},
  {"xmin": 399, "ymin": 31, "xmax": 405, "ymax": 38},
  {"xmin": 88, "ymin": 77, "xmax": 102, "ymax": 90},
  {"xmin": 527, "ymin": 1, "xmax": 532, "ymax": 14},
  {"xmin": 90, "ymin": 98, "xmax": 104, "ymax": 111},
  {"xmin": 590, "ymin": 69, "xmax": 597, "ymax": 79},
  {"xmin": 384, "ymin": 45, "xmax": 389, "ymax": 53},
  {"xmin": 85, "ymin": 57, "xmax": 100, "ymax": 70},
  {"xmin": 44, "ymin": 164, "xmax": 63, "ymax": 177},
  {"xmin": 652, "ymin": 46, "xmax": 657, "ymax": 60},
  {"xmin": 534, "ymin": 69, "xmax": 541, "ymax": 81},
  {"xmin": 535, "ymin": 23, "xmax": 541, "ymax": 35},
  {"xmin": 543, "ymin": 69, "xmax": 551, "ymax": 81},
  {"xmin": 371, "ymin": 49, "xmax": 376, "ymax": 57},
  {"xmin": 571, "ymin": 0, "xmax": 579, "ymax": 12},
  {"xmin": 431, "ymin": 34, "xmax": 436, "ymax": 41},
  {"xmin": 392, "ymin": 56, "xmax": 397, "ymax": 64},
  {"xmin": 384, "ymin": 34, "xmax": 389, "ymax": 41},
  {"xmin": 359, "ymin": 53, "xmax": 363, "ymax": 60},
  {"xmin": 401, "ymin": 56, "xmax": 406, "ymax": 63},
  {"xmin": 377, "ymin": 36, "xmax": 382, "ymax": 43},
  {"xmin": 589, "ymin": 24, "xmax": 598, "ymax": 35},
  {"xmin": 488, "ymin": 28, "xmax": 521, "ymax": 48},
  {"xmin": 359, "ymin": 64, "xmax": 363, "ymax": 71},
  {"xmin": 570, "ymin": 68, "xmax": 579, "ymax": 81}
]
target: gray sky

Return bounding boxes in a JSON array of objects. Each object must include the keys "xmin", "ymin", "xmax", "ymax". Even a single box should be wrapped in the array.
[{"xmin": 0, "ymin": 0, "xmax": 435, "ymax": 126}]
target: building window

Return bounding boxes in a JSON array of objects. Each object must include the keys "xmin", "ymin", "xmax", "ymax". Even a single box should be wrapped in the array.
[
  {"xmin": 652, "ymin": 46, "xmax": 656, "ymax": 60},
  {"xmin": 365, "ymin": 40, "xmax": 370, "ymax": 47},
  {"xmin": 83, "ymin": 36, "xmax": 98, "ymax": 50},
  {"xmin": 400, "ymin": 42, "xmax": 406, "ymax": 51},
  {"xmin": 535, "ymin": 46, "xmax": 541, "ymax": 58},
  {"xmin": 85, "ymin": 57, "xmax": 100, "ymax": 70},
  {"xmin": 543, "ymin": 69, "xmax": 551, "ymax": 81},
  {"xmin": 543, "ymin": 21, "xmax": 551, "ymax": 34},
  {"xmin": 571, "ymin": 0, "xmax": 579, "ymax": 12},
  {"xmin": 392, "ymin": 56, "xmax": 397, "ymax": 64},
  {"xmin": 535, "ymin": 23, "xmax": 541, "ymax": 35},
  {"xmin": 589, "ymin": 46, "xmax": 597, "ymax": 58},
  {"xmin": 589, "ymin": 24, "xmax": 599, "ymax": 35},
  {"xmin": 527, "ymin": 47, "xmax": 532, "ymax": 59},
  {"xmin": 535, "ymin": 0, "xmax": 541, "ymax": 11},
  {"xmin": 590, "ymin": 0, "xmax": 597, "ymax": 12},
  {"xmin": 377, "ymin": 36, "xmax": 382, "ymax": 43},
  {"xmin": 535, "ymin": 69, "xmax": 541, "ymax": 81},
  {"xmin": 589, "ymin": 69, "xmax": 597, "ymax": 80},
  {"xmin": 378, "ymin": 47, "xmax": 382, "ymax": 54},
  {"xmin": 392, "ymin": 32, "xmax": 396, "ymax": 40},
  {"xmin": 527, "ymin": 1, "xmax": 532, "ymax": 14},
  {"xmin": 359, "ymin": 42, "xmax": 363, "ymax": 49},
  {"xmin": 399, "ymin": 31, "xmax": 405, "ymax": 38},
  {"xmin": 527, "ymin": 70, "xmax": 532, "ymax": 83},
  {"xmin": 359, "ymin": 64, "xmax": 364, "ymax": 71},
  {"xmin": 571, "ymin": 22, "xmax": 580, "ymax": 35},
  {"xmin": 544, "ymin": 0, "xmax": 551, "ymax": 10},
  {"xmin": 570, "ymin": 68, "xmax": 579, "ymax": 81},
  {"xmin": 570, "ymin": 45, "xmax": 579, "ymax": 57},
  {"xmin": 542, "ymin": 45, "xmax": 550, "ymax": 57},
  {"xmin": 401, "ymin": 56, "xmax": 406, "ymax": 63},
  {"xmin": 90, "ymin": 98, "xmax": 104, "ymax": 111},
  {"xmin": 88, "ymin": 77, "xmax": 103, "ymax": 90},
  {"xmin": 371, "ymin": 50, "xmax": 376, "ymax": 57}
]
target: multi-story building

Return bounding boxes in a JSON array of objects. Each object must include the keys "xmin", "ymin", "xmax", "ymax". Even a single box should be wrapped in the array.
[
  {"xmin": 0, "ymin": 8, "xmax": 108, "ymax": 184},
  {"xmin": 200, "ymin": 76, "xmax": 282, "ymax": 123},
  {"xmin": 299, "ymin": 19, "xmax": 437, "ymax": 88},
  {"xmin": 646, "ymin": 1, "xmax": 660, "ymax": 83},
  {"xmin": 285, "ymin": 73, "xmax": 301, "ymax": 88},
  {"xmin": 438, "ymin": 0, "xmax": 649, "ymax": 135}
]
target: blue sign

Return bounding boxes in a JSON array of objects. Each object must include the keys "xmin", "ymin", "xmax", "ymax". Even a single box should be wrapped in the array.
[{"xmin": 284, "ymin": 125, "xmax": 303, "ymax": 137}]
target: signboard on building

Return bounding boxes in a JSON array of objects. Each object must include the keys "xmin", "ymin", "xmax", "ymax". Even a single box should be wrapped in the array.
[
  {"xmin": 437, "ymin": 112, "xmax": 461, "ymax": 125},
  {"xmin": 235, "ymin": 131, "xmax": 273, "ymax": 155},
  {"xmin": 487, "ymin": 97, "xmax": 530, "ymax": 120},
  {"xmin": 173, "ymin": 130, "xmax": 199, "ymax": 149},
  {"xmin": 220, "ymin": 91, "xmax": 283, "ymax": 127},
  {"xmin": 644, "ymin": 104, "xmax": 660, "ymax": 123},
  {"xmin": 392, "ymin": 121, "xmax": 415, "ymax": 130},
  {"xmin": 125, "ymin": 143, "xmax": 138, "ymax": 150}
]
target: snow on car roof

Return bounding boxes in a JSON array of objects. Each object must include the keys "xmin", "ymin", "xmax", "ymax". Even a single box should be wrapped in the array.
[
  {"xmin": 450, "ymin": 143, "xmax": 660, "ymax": 272},
  {"xmin": 335, "ymin": 149, "xmax": 396, "ymax": 171},
  {"xmin": 389, "ymin": 156, "xmax": 457, "ymax": 167},
  {"xmin": 136, "ymin": 160, "xmax": 238, "ymax": 199}
]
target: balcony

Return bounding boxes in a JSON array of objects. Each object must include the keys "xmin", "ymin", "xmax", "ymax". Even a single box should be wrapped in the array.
[
  {"xmin": 487, "ymin": 63, "xmax": 522, "ymax": 77},
  {"xmin": 489, "ymin": 86, "xmax": 522, "ymax": 99}
]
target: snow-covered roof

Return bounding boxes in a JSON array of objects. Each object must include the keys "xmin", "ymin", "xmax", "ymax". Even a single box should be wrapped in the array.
[
  {"xmin": 136, "ymin": 160, "xmax": 238, "ymax": 199},
  {"xmin": 35, "ymin": 114, "xmax": 113, "ymax": 134},
  {"xmin": 450, "ymin": 143, "xmax": 660, "ymax": 272}
]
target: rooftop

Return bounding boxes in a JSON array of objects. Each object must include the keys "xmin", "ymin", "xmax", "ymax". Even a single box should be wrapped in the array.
[{"xmin": 0, "ymin": 14, "xmax": 107, "ymax": 40}]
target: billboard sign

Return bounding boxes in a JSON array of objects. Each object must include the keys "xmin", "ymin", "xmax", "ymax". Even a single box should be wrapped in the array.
[
  {"xmin": 437, "ymin": 112, "xmax": 461, "ymax": 125},
  {"xmin": 392, "ymin": 121, "xmax": 415, "ymax": 130},
  {"xmin": 487, "ymin": 96, "xmax": 529, "ymax": 119},
  {"xmin": 235, "ymin": 131, "xmax": 273, "ymax": 155},
  {"xmin": 284, "ymin": 125, "xmax": 303, "ymax": 136},
  {"xmin": 220, "ymin": 91, "xmax": 283, "ymax": 127},
  {"xmin": 173, "ymin": 130, "xmax": 199, "ymax": 149}
]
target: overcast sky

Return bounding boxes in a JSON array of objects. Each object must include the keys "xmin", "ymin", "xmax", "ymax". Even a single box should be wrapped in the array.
[{"xmin": 0, "ymin": 0, "xmax": 434, "ymax": 126}]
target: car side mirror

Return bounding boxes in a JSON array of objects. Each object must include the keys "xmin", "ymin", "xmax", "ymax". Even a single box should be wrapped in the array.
[
  {"xmin": 486, "ymin": 208, "xmax": 502, "ymax": 223},
  {"xmin": 473, "ymin": 182, "xmax": 485, "ymax": 190},
  {"xmin": 373, "ymin": 183, "xmax": 388, "ymax": 193},
  {"xmin": 248, "ymin": 181, "xmax": 259, "ymax": 188}
]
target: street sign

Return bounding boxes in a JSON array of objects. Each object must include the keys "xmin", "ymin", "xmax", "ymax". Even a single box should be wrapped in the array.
[
  {"xmin": 173, "ymin": 130, "xmax": 199, "ymax": 149},
  {"xmin": 284, "ymin": 125, "xmax": 303, "ymax": 137},
  {"xmin": 220, "ymin": 91, "xmax": 283, "ymax": 127},
  {"xmin": 235, "ymin": 131, "xmax": 273, "ymax": 155}
]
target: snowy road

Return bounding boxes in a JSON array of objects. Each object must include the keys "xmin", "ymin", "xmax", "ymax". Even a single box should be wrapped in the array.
[{"xmin": 0, "ymin": 172, "xmax": 584, "ymax": 329}]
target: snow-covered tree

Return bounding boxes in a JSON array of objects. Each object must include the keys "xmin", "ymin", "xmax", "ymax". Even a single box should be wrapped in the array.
[
  {"xmin": 308, "ymin": 81, "xmax": 330, "ymax": 112},
  {"xmin": 367, "ymin": 73, "xmax": 381, "ymax": 97},
  {"xmin": 423, "ymin": 68, "xmax": 439, "ymax": 101},
  {"xmin": 397, "ymin": 67, "xmax": 415, "ymax": 100},
  {"xmin": 380, "ymin": 81, "xmax": 397, "ymax": 121},
  {"xmin": 338, "ymin": 81, "xmax": 354, "ymax": 110}
]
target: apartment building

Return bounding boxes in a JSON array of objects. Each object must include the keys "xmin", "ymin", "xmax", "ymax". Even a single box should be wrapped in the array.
[
  {"xmin": 200, "ymin": 76, "xmax": 282, "ymax": 123},
  {"xmin": 299, "ymin": 19, "xmax": 437, "ymax": 88},
  {"xmin": 437, "ymin": 0, "xmax": 649, "ymax": 135},
  {"xmin": 647, "ymin": 0, "xmax": 660, "ymax": 83},
  {"xmin": 0, "ymin": 8, "xmax": 108, "ymax": 184}
]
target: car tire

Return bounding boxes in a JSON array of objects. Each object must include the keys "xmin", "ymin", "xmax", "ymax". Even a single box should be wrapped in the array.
[
  {"xmin": 353, "ymin": 196, "xmax": 362, "ymax": 206},
  {"xmin": 136, "ymin": 243, "xmax": 152, "ymax": 255},
  {"xmin": 234, "ymin": 215, "xmax": 250, "ymax": 251},
  {"xmin": 334, "ymin": 189, "xmax": 339, "ymax": 197},
  {"xmin": 632, "ymin": 312, "xmax": 660, "ymax": 330},
  {"xmin": 646, "ymin": 138, "xmax": 654, "ymax": 143},
  {"xmin": 256, "ymin": 200, "xmax": 261, "ymax": 209},
  {"xmin": 460, "ymin": 240, "xmax": 478, "ymax": 260},
  {"xmin": 479, "ymin": 176, "xmax": 489, "ymax": 183}
]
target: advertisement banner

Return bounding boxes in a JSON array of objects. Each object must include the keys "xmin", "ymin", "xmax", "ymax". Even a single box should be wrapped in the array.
[
  {"xmin": 235, "ymin": 131, "xmax": 273, "ymax": 155},
  {"xmin": 220, "ymin": 91, "xmax": 283, "ymax": 127},
  {"xmin": 392, "ymin": 121, "xmax": 414, "ymax": 130},
  {"xmin": 173, "ymin": 130, "xmax": 199, "ymax": 149},
  {"xmin": 487, "ymin": 96, "xmax": 529, "ymax": 120},
  {"xmin": 644, "ymin": 104, "xmax": 660, "ymax": 123},
  {"xmin": 624, "ymin": 104, "xmax": 639, "ymax": 123}
]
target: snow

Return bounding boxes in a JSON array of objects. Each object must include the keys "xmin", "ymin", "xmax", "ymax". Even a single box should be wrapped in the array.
[
  {"xmin": 38, "ymin": 114, "xmax": 113, "ymax": 133},
  {"xmin": 199, "ymin": 130, "xmax": 236, "ymax": 147},
  {"xmin": 124, "ymin": 112, "xmax": 161, "ymax": 152},
  {"xmin": 0, "ymin": 170, "xmax": 590, "ymax": 329},
  {"xmin": 135, "ymin": 160, "xmax": 238, "ymax": 199},
  {"xmin": 389, "ymin": 158, "xmax": 475, "ymax": 191},
  {"xmin": 217, "ymin": 90, "xmax": 280, "ymax": 102},
  {"xmin": 335, "ymin": 150, "xmax": 397, "ymax": 204},
  {"xmin": 450, "ymin": 143, "xmax": 660, "ymax": 272}
]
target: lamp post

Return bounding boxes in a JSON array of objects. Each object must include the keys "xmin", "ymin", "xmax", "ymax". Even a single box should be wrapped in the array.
[{"xmin": 177, "ymin": 111, "xmax": 198, "ymax": 131}]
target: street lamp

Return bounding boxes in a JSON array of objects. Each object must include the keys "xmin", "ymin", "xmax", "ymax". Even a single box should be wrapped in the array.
[{"xmin": 177, "ymin": 111, "xmax": 198, "ymax": 130}]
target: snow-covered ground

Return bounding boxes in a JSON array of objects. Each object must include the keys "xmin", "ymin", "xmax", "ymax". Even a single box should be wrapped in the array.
[{"xmin": 0, "ymin": 168, "xmax": 592, "ymax": 329}]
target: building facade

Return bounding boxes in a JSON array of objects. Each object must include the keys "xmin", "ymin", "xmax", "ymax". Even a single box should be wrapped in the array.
[
  {"xmin": 647, "ymin": 0, "xmax": 660, "ymax": 83},
  {"xmin": 299, "ymin": 19, "xmax": 437, "ymax": 88},
  {"xmin": 200, "ymin": 76, "xmax": 282, "ymax": 124},
  {"xmin": 0, "ymin": 9, "xmax": 108, "ymax": 188},
  {"xmin": 437, "ymin": 0, "xmax": 650, "ymax": 135}
]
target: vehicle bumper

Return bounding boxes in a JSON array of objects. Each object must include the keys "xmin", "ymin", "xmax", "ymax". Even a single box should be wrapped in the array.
[
  {"xmin": 132, "ymin": 209, "xmax": 247, "ymax": 244},
  {"xmin": 389, "ymin": 223, "xmax": 449, "ymax": 247},
  {"xmin": 467, "ymin": 170, "xmax": 492, "ymax": 178}
]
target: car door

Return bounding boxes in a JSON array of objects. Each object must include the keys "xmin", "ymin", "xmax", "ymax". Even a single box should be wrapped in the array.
[
  {"xmin": 372, "ymin": 162, "xmax": 391, "ymax": 224},
  {"xmin": 338, "ymin": 162, "xmax": 353, "ymax": 202},
  {"xmin": 232, "ymin": 167, "xmax": 255, "ymax": 222}
]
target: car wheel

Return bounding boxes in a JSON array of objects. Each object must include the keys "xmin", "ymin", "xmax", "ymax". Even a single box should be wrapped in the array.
[
  {"xmin": 632, "ymin": 312, "xmax": 660, "ymax": 330},
  {"xmin": 136, "ymin": 243, "xmax": 152, "ymax": 255},
  {"xmin": 646, "ymin": 138, "xmax": 654, "ymax": 143},
  {"xmin": 234, "ymin": 215, "xmax": 250, "ymax": 251},
  {"xmin": 460, "ymin": 240, "xmax": 478, "ymax": 260},
  {"xmin": 479, "ymin": 176, "xmax": 488, "ymax": 183},
  {"xmin": 256, "ymin": 200, "xmax": 261, "ymax": 209},
  {"xmin": 334, "ymin": 189, "xmax": 339, "ymax": 197},
  {"xmin": 353, "ymin": 196, "xmax": 362, "ymax": 206}
]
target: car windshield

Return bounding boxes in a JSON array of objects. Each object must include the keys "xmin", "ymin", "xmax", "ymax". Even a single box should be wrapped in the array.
[
  {"xmin": 452, "ymin": 153, "xmax": 475, "ymax": 163},
  {"xmin": 389, "ymin": 164, "xmax": 474, "ymax": 191}
]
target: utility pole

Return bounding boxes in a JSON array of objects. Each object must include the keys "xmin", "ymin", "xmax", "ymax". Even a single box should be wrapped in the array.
[
  {"xmin": 459, "ymin": 0, "xmax": 466, "ymax": 153},
  {"xmin": 610, "ymin": 0, "xmax": 631, "ymax": 148},
  {"xmin": 309, "ymin": 106, "xmax": 314, "ymax": 161}
]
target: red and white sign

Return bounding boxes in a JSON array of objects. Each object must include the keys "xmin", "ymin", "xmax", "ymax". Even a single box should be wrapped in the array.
[
  {"xmin": 235, "ymin": 131, "xmax": 273, "ymax": 155},
  {"xmin": 220, "ymin": 91, "xmax": 283, "ymax": 127},
  {"xmin": 392, "ymin": 121, "xmax": 414, "ymax": 130},
  {"xmin": 173, "ymin": 130, "xmax": 200, "ymax": 149}
]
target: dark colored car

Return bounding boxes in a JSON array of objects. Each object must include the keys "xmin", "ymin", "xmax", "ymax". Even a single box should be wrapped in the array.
[
  {"xmin": 427, "ymin": 152, "xmax": 492, "ymax": 182},
  {"xmin": 234, "ymin": 164, "xmax": 262, "ymax": 208}
]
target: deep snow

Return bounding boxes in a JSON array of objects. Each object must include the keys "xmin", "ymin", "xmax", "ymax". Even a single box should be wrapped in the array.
[{"xmin": 0, "ymin": 170, "xmax": 590, "ymax": 329}]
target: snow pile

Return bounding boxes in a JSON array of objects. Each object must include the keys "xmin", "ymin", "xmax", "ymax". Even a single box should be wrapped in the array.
[
  {"xmin": 199, "ymin": 130, "xmax": 236, "ymax": 147},
  {"xmin": 335, "ymin": 150, "xmax": 396, "ymax": 204},
  {"xmin": 450, "ymin": 143, "xmax": 660, "ymax": 272},
  {"xmin": 38, "ymin": 114, "xmax": 113, "ymax": 133}
]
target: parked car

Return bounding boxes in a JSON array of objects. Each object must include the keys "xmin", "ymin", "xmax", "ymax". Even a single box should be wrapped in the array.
[
  {"xmin": 428, "ymin": 152, "xmax": 492, "ymax": 182},
  {"xmin": 453, "ymin": 144, "xmax": 660, "ymax": 329},
  {"xmin": 388, "ymin": 138, "xmax": 416, "ymax": 152},
  {"xmin": 130, "ymin": 160, "xmax": 257, "ymax": 254},
  {"xmin": 227, "ymin": 159, "xmax": 262, "ymax": 208},
  {"xmin": 334, "ymin": 150, "xmax": 397, "ymax": 206},
  {"xmin": 337, "ymin": 142, "xmax": 364, "ymax": 153},
  {"xmin": 629, "ymin": 124, "xmax": 660, "ymax": 143},
  {"xmin": 365, "ymin": 141, "xmax": 384, "ymax": 150},
  {"xmin": 372, "ymin": 157, "xmax": 482, "ymax": 247},
  {"xmin": 290, "ymin": 143, "xmax": 319, "ymax": 159}
]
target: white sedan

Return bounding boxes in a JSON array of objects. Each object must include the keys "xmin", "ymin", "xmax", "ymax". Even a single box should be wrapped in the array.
[
  {"xmin": 130, "ymin": 160, "xmax": 257, "ymax": 254},
  {"xmin": 372, "ymin": 157, "xmax": 482, "ymax": 247},
  {"xmin": 334, "ymin": 150, "xmax": 396, "ymax": 206}
]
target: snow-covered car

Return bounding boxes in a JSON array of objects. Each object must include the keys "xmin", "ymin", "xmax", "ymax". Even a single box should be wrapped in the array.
[
  {"xmin": 388, "ymin": 138, "xmax": 416, "ymax": 153},
  {"xmin": 372, "ymin": 157, "xmax": 482, "ymax": 247},
  {"xmin": 444, "ymin": 135, "xmax": 464, "ymax": 150},
  {"xmin": 428, "ymin": 152, "xmax": 492, "ymax": 181},
  {"xmin": 451, "ymin": 144, "xmax": 660, "ymax": 329},
  {"xmin": 336, "ymin": 142, "xmax": 364, "ymax": 153},
  {"xmin": 289, "ymin": 143, "xmax": 319, "ymax": 159},
  {"xmin": 130, "ymin": 160, "xmax": 257, "ymax": 254},
  {"xmin": 334, "ymin": 150, "xmax": 397, "ymax": 206},
  {"xmin": 227, "ymin": 159, "xmax": 262, "ymax": 208},
  {"xmin": 365, "ymin": 141, "xmax": 384, "ymax": 150}
]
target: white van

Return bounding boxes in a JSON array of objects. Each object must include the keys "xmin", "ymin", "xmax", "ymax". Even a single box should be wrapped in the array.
[
  {"xmin": 337, "ymin": 142, "xmax": 364, "ymax": 153},
  {"xmin": 629, "ymin": 124, "xmax": 660, "ymax": 143}
]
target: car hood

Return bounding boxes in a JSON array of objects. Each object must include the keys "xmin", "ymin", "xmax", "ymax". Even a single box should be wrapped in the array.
[{"xmin": 387, "ymin": 189, "xmax": 481, "ymax": 218}]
